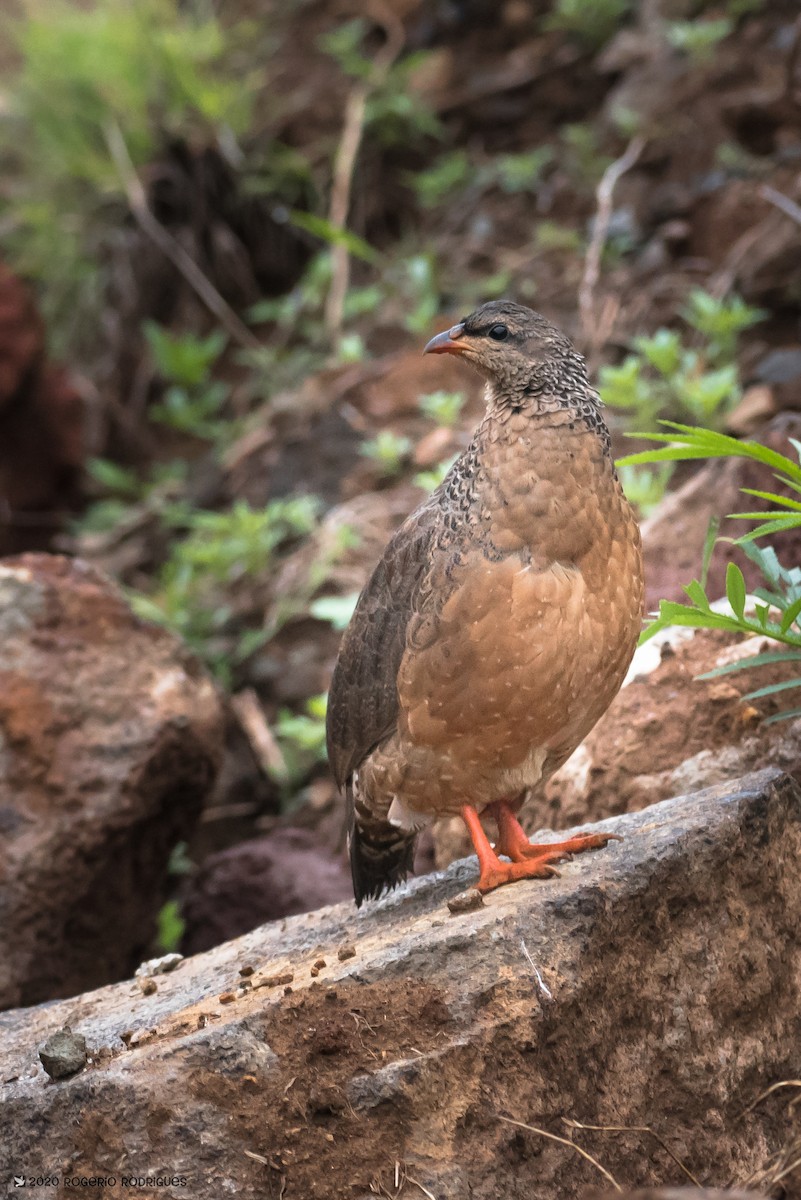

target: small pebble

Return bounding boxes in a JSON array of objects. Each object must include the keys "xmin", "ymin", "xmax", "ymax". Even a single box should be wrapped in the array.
[
  {"xmin": 134, "ymin": 952, "xmax": 183, "ymax": 978},
  {"xmin": 239, "ymin": 965, "xmax": 255, "ymax": 977},
  {"xmin": 219, "ymin": 991, "xmax": 237, "ymax": 1005},
  {"xmin": 447, "ymin": 888, "xmax": 485, "ymax": 915},
  {"xmin": 337, "ymin": 944, "xmax": 356, "ymax": 961},
  {"xmin": 283, "ymin": 985, "xmax": 293, "ymax": 996},
  {"xmin": 128, "ymin": 1029, "xmax": 154, "ymax": 1048},
  {"xmin": 137, "ymin": 977, "xmax": 157, "ymax": 996},
  {"xmin": 39, "ymin": 1027, "xmax": 87, "ymax": 1080},
  {"xmin": 255, "ymin": 971, "xmax": 294, "ymax": 989}
]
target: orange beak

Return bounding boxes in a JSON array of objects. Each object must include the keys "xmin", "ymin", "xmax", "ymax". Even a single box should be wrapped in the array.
[{"xmin": 423, "ymin": 323, "xmax": 467, "ymax": 355}]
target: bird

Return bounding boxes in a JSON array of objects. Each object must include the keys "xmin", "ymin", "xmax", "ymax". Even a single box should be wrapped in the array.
[{"xmin": 326, "ymin": 300, "xmax": 644, "ymax": 905}]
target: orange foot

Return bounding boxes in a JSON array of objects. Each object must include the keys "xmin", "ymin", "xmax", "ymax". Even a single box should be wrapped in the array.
[{"xmin": 461, "ymin": 802, "xmax": 621, "ymax": 895}]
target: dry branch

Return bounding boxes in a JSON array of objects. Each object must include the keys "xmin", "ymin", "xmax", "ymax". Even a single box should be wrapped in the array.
[
  {"xmin": 323, "ymin": 5, "xmax": 405, "ymax": 340},
  {"xmin": 104, "ymin": 120, "xmax": 261, "ymax": 351},
  {"xmin": 496, "ymin": 1115, "xmax": 622, "ymax": 1191},
  {"xmin": 579, "ymin": 135, "xmax": 646, "ymax": 361}
]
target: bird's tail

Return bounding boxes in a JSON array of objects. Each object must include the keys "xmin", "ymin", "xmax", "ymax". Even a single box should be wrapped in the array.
[{"xmin": 348, "ymin": 785, "xmax": 417, "ymax": 907}]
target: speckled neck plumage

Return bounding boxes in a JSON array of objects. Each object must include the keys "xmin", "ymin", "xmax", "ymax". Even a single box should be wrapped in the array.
[{"xmin": 483, "ymin": 347, "xmax": 612, "ymax": 460}]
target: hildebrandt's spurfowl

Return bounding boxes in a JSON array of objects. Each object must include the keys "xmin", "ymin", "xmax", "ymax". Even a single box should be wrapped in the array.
[{"xmin": 326, "ymin": 302, "xmax": 644, "ymax": 905}]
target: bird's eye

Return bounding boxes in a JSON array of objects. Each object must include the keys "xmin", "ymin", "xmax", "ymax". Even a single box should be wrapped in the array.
[{"xmin": 488, "ymin": 324, "xmax": 509, "ymax": 341}]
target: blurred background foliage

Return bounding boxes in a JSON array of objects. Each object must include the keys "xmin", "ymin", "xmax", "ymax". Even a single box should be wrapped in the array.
[{"xmin": 1, "ymin": 0, "xmax": 800, "ymax": 849}]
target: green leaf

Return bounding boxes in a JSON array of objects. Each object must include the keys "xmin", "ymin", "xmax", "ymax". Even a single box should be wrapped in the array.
[
  {"xmin": 684, "ymin": 579, "xmax": 713, "ymax": 613},
  {"xmin": 738, "ymin": 489, "xmax": 801, "ymax": 512},
  {"xmin": 700, "ymin": 516, "xmax": 720, "ymax": 590},
  {"xmin": 764, "ymin": 707, "xmax": 801, "ymax": 725},
  {"xmin": 742, "ymin": 677, "xmax": 801, "ymax": 702},
  {"xmin": 698, "ymin": 651, "xmax": 801, "ymax": 680},
  {"xmin": 725, "ymin": 562, "xmax": 747, "ymax": 619},
  {"xmin": 781, "ymin": 594, "xmax": 801, "ymax": 634},
  {"xmin": 309, "ymin": 593, "xmax": 359, "ymax": 631},
  {"xmin": 288, "ymin": 211, "xmax": 380, "ymax": 264},
  {"xmin": 736, "ymin": 518, "xmax": 801, "ymax": 543}
]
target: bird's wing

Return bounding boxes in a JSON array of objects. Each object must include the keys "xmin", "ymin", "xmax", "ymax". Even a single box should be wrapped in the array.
[{"xmin": 326, "ymin": 499, "xmax": 442, "ymax": 789}]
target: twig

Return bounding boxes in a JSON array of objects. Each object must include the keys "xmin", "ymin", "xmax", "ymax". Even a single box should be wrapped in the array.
[
  {"xmin": 519, "ymin": 938, "xmax": 553, "ymax": 1002},
  {"xmin": 243, "ymin": 1149, "xmax": 270, "ymax": 1165},
  {"xmin": 230, "ymin": 688, "xmax": 287, "ymax": 781},
  {"xmin": 744, "ymin": 1078, "xmax": 801, "ymax": 1113},
  {"xmin": 496, "ymin": 1115, "xmax": 622, "ymax": 1191},
  {"xmin": 579, "ymin": 135, "xmax": 646, "ymax": 359},
  {"xmin": 404, "ymin": 1174, "xmax": 438, "ymax": 1200},
  {"xmin": 784, "ymin": 13, "xmax": 801, "ymax": 104},
  {"xmin": 103, "ymin": 119, "xmax": 260, "ymax": 351},
  {"xmin": 759, "ymin": 183, "xmax": 801, "ymax": 228},
  {"xmin": 323, "ymin": 5, "xmax": 404, "ymax": 339},
  {"xmin": 325, "ymin": 86, "xmax": 369, "ymax": 340},
  {"xmin": 563, "ymin": 1118, "xmax": 702, "ymax": 1187}
]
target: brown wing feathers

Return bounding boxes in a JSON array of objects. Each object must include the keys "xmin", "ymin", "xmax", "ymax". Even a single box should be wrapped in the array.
[{"xmin": 326, "ymin": 506, "xmax": 440, "ymax": 904}]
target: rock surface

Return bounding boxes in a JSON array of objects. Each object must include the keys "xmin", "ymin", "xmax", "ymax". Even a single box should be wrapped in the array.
[
  {"xmin": 0, "ymin": 262, "xmax": 84, "ymax": 553},
  {"xmin": 1, "ymin": 769, "xmax": 800, "ymax": 1198},
  {"xmin": 0, "ymin": 554, "xmax": 224, "ymax": 1011}
]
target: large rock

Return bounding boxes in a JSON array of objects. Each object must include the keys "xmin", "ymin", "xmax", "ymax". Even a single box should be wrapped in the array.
[
  {"xmin": 1, "ymin": 769, "xmax": 799, "ymax": 1198},
  {"xmin": 0, "ymin": 262, "xmax": 84, "ymax": 553},
  {"xmin": 180, "ymin": 828, "xmax": 352, "ymax": 955},
  {"xmin": 0, "ymin": 554, "xmax": 224, "ymax": 1011}
]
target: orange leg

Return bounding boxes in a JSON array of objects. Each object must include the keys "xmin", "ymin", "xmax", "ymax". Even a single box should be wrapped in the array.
[
  {"xmin": 493, "ymin": 800, "xmax": 621, "ymax": 864},
  {"xmin": 460, "ymin": 802, "xmax": 620, "ymax": 894}
]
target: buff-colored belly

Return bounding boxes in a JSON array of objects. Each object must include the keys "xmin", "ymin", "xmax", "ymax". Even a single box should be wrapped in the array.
[{"xmin": 360, "ymin": 539, "xmax": 642, "ymax": 822}]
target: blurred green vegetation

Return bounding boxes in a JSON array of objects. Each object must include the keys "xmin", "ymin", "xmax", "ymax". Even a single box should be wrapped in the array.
[
  {"xmin": 1, "ymin": 0, "xmax": 258, "ymax": 353},
  {"xmin": 622, "ymin": 425, "xmax": 801, "ymax": 723}
]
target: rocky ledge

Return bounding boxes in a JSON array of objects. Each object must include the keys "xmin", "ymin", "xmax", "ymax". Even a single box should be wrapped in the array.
[{"xmin": 1, "ymin": 768, "xmax": 798, "ymax": 1198}]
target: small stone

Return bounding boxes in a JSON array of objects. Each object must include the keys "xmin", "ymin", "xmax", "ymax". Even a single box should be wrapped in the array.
[
  {"xmin": 310, "ymin": 967, "xmax": 320, "ymax": 978},
  {"xmin": 135, "ymin": 952, "xmax": 183, "ymax": 978},
  {"xmin": 254, "ymin": 971, "xmax": 294, "ymax": 989},
  {"xmin": 137, "ymin": 977, "xmax": 157, "ymax": 996},
  {"xmin": 219, "ymin": 991, "xmax": 236, "ymax": 1004},
  {"xmin": 127, "ymin": 1029, "xmax": 154, "ymax": 1048},
  {"xmin": 337, "ymin": 944, "xmax": 356, "ymax": 961},
  {"xmin": 39, "ymin": 1027, "xmax": 87, "ymax": 1080},
  {"xmin": 313, "ymin": 958, "xmax": 326, "ymax": 970},
  {"xmin": 238, "ymin": 965, "xmax": 255, "ymax": 977},
  {"xmin": 447, "ymin": 888, "xmax": 485, "ymax": 915}
]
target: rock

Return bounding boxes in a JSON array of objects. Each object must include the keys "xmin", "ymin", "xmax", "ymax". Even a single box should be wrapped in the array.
[
  {"xmin": 1, "ymin": 770, "xmax": 800, "ymax": 1197},
  {"xmin": 0, "ymin": 262, "xmax": 84, "ymax": 554},
  {"xmin": 447, "ymin": 887, "xmax": 485, "ymax": 914},
  {"xmin": 0, "ymin": 553, "xmax": 224, "ymax": 1011},
  {"xmin": 180, "ymin": 827, "xmax": 352, "ymax": 955},
  {"xmin": 588, "ymin": 1192, "xmax": 760, "ymax": 1199},
  {"xmin": 38, "ymin": 1027, "xmax": 88, "ymax": 1080},
  {"xmin": 641, "ymin": 413, "xmax": 801, "ymax": 611}
]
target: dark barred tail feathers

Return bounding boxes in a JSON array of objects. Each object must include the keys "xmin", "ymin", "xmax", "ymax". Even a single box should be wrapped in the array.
[{"xmin": 347, "ymin": 781, "xmax": 417, "ymax": 906}]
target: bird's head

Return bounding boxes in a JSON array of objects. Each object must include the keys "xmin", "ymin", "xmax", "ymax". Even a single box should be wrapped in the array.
[{"xmin": 423, "ymin": 300, "xmax": 584, "ymax": 400}]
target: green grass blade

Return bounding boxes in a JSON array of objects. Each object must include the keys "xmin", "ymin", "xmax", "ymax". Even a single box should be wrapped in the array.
[
  {"xmin": 698, "ymin": 651, "xmax": 801, "ymax": 679},
  {"xmin": 742, "ymin": 677, "xmax": 801, "ymax": 701}
]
